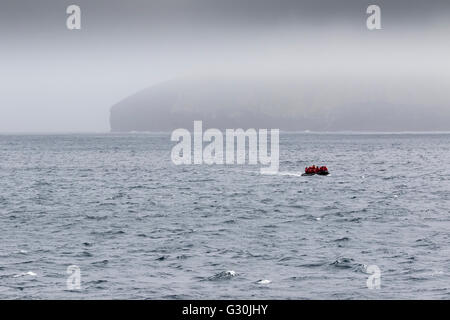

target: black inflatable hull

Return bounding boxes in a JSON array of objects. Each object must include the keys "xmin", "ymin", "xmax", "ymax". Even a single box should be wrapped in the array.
[{"xmin": 302, "ymin": 172, "xmax": 329, "ymax": 176}]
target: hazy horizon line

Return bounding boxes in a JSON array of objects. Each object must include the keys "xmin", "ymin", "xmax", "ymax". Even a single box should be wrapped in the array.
[{"xmin": 2, "ymin": 130, "xmax": 450, "ymax": 135}]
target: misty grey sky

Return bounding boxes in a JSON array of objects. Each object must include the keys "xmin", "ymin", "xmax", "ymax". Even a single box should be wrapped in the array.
[{"xmin": 1, "ymin": 0, "xmax": 450, "ymax": 132}]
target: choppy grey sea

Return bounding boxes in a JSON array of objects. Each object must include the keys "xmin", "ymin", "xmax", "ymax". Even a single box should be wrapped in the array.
[{"xmin": 0, "ymin": 133, "xmax": 449, "ymax": 299}]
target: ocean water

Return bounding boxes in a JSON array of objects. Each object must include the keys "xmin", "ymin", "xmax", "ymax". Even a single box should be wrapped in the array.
[{"xmin": 0, "ymin": 133, "xmax": 449, "ymax": 299}]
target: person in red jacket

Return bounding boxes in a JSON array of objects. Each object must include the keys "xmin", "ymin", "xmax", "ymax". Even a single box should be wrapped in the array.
[{"xmin": 305, "ymin": 166, "xmax": 314, "ymax": 174}]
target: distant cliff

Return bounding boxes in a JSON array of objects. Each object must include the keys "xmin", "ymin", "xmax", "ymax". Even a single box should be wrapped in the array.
[{"xmin": 110, "ymin": 76, "xmax": 450, "ymax": 132}]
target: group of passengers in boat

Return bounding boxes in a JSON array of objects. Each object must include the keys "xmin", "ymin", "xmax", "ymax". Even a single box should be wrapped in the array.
[{"xmin": 305, "ymin": 165, "xmax": 328, "ymax": 174}]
